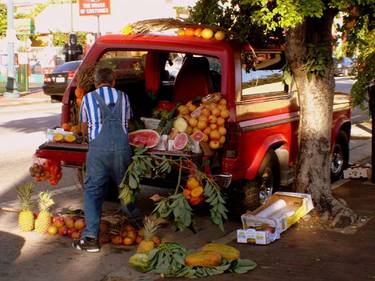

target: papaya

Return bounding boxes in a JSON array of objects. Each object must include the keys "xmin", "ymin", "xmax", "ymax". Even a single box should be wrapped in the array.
[
  {"xmin": 185, "ymin": 250, "xmax": 222, "ymax": 267},
  {"xmin": 53, "ymin": 133, "xmax": 64, "ymax": 142},
  {"xmin": 64, "ymin": 134, "xmax": 76, "ymax": 143},
  {"xmin": 201, "ymin": 243, "xmax": 240, "ymax": 261}
]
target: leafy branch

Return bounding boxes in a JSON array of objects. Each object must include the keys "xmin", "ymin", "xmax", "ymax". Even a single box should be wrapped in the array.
[{"xmin": 119, "ymin": 148, "xmax": 228, "ymax": 231}]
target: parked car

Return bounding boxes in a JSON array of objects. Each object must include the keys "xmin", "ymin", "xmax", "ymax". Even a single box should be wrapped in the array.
[
  {"xmin": 334, "ymin": 56, "xmax": 355, "ymax": 77},
  {"xmin": 42, "ymin": 60, "xmax": 82, "ymax": 102},
  {"xmin": 35, "ymin": 24, "xmax": 351, "ymax": 213}
]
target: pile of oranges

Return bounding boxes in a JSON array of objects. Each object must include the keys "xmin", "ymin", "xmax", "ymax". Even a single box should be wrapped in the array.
[
  {"xmin": 183, "ymin": 176, "xmax": 205, "ymax": 206},
  {"xmin": 177, "ymin": 93, "xmax": 229, "ymax": 150},
  {"xmin": 177, "ymin": 27, "xmax": 226, "ymax": 41}
]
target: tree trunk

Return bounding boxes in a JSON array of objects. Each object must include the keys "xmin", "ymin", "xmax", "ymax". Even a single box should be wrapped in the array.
[{"xmin": 285, "ymin": 10, "xmax": 358, "ymax": 228}]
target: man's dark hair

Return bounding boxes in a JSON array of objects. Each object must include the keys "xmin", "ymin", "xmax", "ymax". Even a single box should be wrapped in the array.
[{"xmin": 94, "ymin": 68, "xmax": 115, "ymax": 85}]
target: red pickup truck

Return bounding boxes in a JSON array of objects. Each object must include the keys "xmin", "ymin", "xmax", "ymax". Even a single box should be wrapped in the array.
[{"xmin": 35, "ymin": 25, "xmax": 351, "ymax": 213}]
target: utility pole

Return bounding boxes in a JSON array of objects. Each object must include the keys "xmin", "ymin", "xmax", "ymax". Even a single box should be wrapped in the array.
[
  {"xmin": 70, "ymin": 0, "xmax": 73, "ymax": 32},
  {"xmin": 4, "ymin": 0, "xmax": 19, "ymax": 98}
]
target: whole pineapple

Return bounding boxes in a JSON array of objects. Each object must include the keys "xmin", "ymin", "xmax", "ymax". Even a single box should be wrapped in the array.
[
  {"xmin": 35, "ymin": 191, "xmax": 54, "ymax": 234},
  {"xmin": 136, "ymin": 215, "xmax": 161, "ymax": 253},
  {"xmin": 16, "ymin": 182, "xmax": 35, "ymax": 231}
]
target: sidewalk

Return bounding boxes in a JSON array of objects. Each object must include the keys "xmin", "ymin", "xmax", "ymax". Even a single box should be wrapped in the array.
[{"xmin": 0, "ymin": 88, "xmax": 50, "ymax": 107}]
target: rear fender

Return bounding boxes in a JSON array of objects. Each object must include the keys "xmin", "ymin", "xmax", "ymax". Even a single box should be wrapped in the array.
[
  {"xmin": 331, "ymin": 119, "xmax": 351, "ymax": 149},
  {"xmin": 245, "ymin": 134, "xmax": 287, "ymax": 180}
]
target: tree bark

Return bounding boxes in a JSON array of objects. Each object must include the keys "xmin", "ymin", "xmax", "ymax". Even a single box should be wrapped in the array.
[{"xmin": 285, "ymin": 9, "xmax": 358, "ymax": 228}]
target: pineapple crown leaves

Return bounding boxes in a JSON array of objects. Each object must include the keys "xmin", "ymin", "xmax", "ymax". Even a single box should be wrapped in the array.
[
  {"xmin": 143, "ymin": 214, "xmax": 164, "ymax": 240},
  {"xmin": 38, "ymin": 191, "xmax": 54, "ymax": 212},
  {"xmin": 16, "ymin": 182, "xmax": 35, "ymax": 211}
]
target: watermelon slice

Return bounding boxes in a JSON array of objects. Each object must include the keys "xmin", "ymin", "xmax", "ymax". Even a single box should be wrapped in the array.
[
  {"xmin": 173, "ymin": 132, "xmax": 189, "ymax": 150},
  {"xmin": 128, "ymin": 129, "xmax": 160, "ymax": 148},
  {"xmin": 191, "ymin": 130, "xmax": 205, "ymax": 142}
]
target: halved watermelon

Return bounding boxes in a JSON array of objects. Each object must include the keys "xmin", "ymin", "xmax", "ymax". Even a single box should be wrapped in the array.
[
  {"xmin": 128, "ymin": 129, "xmax": 160, "ymax": 148},
  {"xmin": 191, "ymin": 130, "xmax": 205, "ymax": 142},
  {"xmin": 173, "ymin": 132, "xmax": 189, "ymax": 150}
]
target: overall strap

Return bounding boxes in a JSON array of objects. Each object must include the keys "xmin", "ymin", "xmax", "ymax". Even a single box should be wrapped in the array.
[{"xmin": 91, "ymin": 88, "xmax": 112, "ymax": 117}]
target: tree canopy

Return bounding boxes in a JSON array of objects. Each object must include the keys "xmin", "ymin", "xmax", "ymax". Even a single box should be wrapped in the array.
[{"xmin": 189, "ymin": 0, "xmax": 374, "ymax": 228}]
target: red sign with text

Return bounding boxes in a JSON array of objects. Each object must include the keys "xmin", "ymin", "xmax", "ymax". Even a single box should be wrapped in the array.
[{"xmin": 79, "ymin": 0, "xmax": 111, "ymax": 16}]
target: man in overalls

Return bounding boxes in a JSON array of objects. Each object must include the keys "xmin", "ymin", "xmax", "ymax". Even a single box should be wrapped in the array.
[{"xmin": 73, "ymin": 67, "xmax": 142, "ymax": 252}]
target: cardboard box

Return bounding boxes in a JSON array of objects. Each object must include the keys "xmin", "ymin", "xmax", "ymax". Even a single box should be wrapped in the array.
[
  {"xmin": 237, "ymin": 228, "xmax": 280, "ymax": 245},
  {"xmin": 237, "ymin": 192, "xmax": 314, "ymax": 245}
]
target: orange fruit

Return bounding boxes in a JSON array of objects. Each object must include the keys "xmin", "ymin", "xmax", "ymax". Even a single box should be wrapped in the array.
[
  {"xmin": 197, "ymin": 120, "xmax": 207, "ymax": 130},
  {"xmin": 203, "ymin": 127, "xmax": 211, "ymax": 135},
  {"xmin": 194, "ymin": 28, "xmax": 203, "ymax": 37},
  {"xmin": 208, "ymin": 115, "xmax": 217, "ymax": 124},
  {"xmin": 219, "ymin": 135, "xmax": 226, "ymax": 144},
  {"xmin": 62, "ymin": 123, "xmax": 71, "ymax": 131},
  {"xmin": 201, "ymin": 134, "xmax": 209, "ymax": 142},
  {"xmin": 183, "ymin": 188, "xmax": 191, "ymax": 199},
  {"xmin": 211, "ymin": 108, "xmax": 221, "ymax": 117},
  {"xmin": 123, "ymin": 236, "xmax": 135, "ymax": 246},
  {"xmin": 201, "ymin": 28, "xmax": 214, "ymax": 39},
  {"xmin": 198, "ymin": 115, "xmax": 208, "ymax": 122},
  {"xmin": 220, "ymin": 109, "xmax": 230, "ymax": 119},
  {"xmin": 189, "ymin": 117, "xmax": 198, "ymax": 128},
  {"xmin": 209, "ymin": 140, "xmax": 220, "ymax": 149},
  {"xmin": 177, "ymin": 29, "xmax": 185, "ymax": 36},
  {"xmin": 218, "ymin": 126, "xmax": 227, "ymax": 136},
  {"xmin": 185, "ymin": 126, "xmax": 192, "ymax": 135},
  {"xmin": 214, "ymin": 31, "xmax": 225, "ymax": 41},
  {"xmin": 217, "ymin": 117, "xmax": 225, "ymax": 126},
  {"xmin": 187, "ymin": 177, "xmax": 200, "ymax": 189},
  {"xmin": 178, "ymin": 105, "xmax": 189, "ymax": 115},
  {"xmin": 192, "ymin": 127, "xmax": 201, "ymax": 133},
  {"xmin": 201, "ymin": 108, "xmax": 211, "ymax": 117},
  {"xmin": 219, "ymin": 98, "xmax": 227, "ymax": 105},
  {"xmin": 209, "ymin": 130, "xmax": 221, "ymax": 140},
  {"xmin": 184, "ymin": 28, "xmax": 195, "ymax": 36},
  {"xmin": 191, "ymin": 186, "xmax": 204, "ymax": 198},
  {"xmin": 209, "ymin": 123, "xmax": 218, "ymax": 130},
  {"xmin": 187, "ymin": 103, "xmax": 197, "ymax": 112}
]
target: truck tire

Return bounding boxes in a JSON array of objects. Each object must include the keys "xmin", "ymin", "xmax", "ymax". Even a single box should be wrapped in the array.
[
  {"xmin": 228, "ymin": 150, "xmax": 280, "ymax": 216},
  {"xmin": 331, "ymin": 131, "xmax": 349, "ymax": 182}
]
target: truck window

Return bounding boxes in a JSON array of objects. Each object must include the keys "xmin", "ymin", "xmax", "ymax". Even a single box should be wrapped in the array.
[
  {"xmin": 97, "ymin": 50, "xmax": 146, "ymax": 80},
  {"xmin": 241, "ymin": 51, "xmax": 285, "ymax": 97}
]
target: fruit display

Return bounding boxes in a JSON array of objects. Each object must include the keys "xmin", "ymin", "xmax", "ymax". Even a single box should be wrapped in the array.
[
  {"xmin": 29, "ymin": 159, "xmax": 62, "ymax": 186},
  {"xmin": 128, "ymin": 129, "xmax": 161, "ymax": 148},
  {"xmin": 183, "ymin": 176, "xmax": 205, "ymax": 206},
  {"xmin": 128, "ymin": 241, "xmax": 257, "ymax": 277},
  {"xmin": 35, "ymin": 191, "xmax": 54, "ymax": 234},
  {"xmin": 16, "ymin": 182, "xmax": 35, "ymax": 232}
]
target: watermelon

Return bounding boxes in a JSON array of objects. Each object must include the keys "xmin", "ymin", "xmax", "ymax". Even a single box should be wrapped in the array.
[
  {"xmin": 173, "ymin": 132, "xmax": 189, "ymax": 150},
  {"xmin": 191, "ymin": 130, "xmax": 205, "ymax": 142},
  {"xmin": 128, "ymin": 129, "xmax": 160, "ymax": 148}
]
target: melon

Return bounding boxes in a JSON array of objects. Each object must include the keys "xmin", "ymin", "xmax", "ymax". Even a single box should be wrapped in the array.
[
  {"xmin": 173, "ymin": 132, "xmax": 189, "ymax": 150},
  {"xmin": 128, "ymin": 129, "xmax": 160, "ymax": 148},
  {"xmin": 191, "ymin": 130, "xmax": 205, "ymax": 142}
]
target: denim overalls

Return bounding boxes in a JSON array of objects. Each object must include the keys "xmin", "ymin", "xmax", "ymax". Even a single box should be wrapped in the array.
[{"xmin": 82, "ymin": 89, "xmax": 140, "ymax": 238}]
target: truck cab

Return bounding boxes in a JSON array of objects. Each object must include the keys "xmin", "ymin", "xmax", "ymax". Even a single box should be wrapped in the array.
[{"xmin": 35, "ymin": 24, "xmax": 351, "ymax": 213}]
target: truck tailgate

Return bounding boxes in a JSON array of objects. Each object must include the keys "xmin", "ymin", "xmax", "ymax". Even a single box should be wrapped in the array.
[{"xmin": 35, "ymin": 142, "xmax": 87, "ymax": 167}]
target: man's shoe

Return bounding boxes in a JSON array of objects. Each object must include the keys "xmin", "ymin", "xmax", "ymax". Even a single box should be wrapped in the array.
[{"xmin": 72, "ymin": 237, "xmax": 100, "ymax": 253}]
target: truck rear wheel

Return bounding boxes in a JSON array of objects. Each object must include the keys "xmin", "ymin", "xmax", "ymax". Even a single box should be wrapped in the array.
[
  {"xmin": 228, "ymin": 150, "xmax": 280, "ymax": 217},
  {"xmin": 331, "ymin": 131, "xmax": 349, "ymax": 182}
]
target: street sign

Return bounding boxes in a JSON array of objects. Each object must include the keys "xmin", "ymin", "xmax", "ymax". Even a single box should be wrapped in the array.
[{"xmin": 79, "ymin": 0, "xmax": 111, "ymax": 16}]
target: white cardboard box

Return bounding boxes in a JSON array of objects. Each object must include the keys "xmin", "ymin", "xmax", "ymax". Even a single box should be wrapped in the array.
[{"xmin": 237, "ymin": 192, "xmax": 314, "ymax": 245}]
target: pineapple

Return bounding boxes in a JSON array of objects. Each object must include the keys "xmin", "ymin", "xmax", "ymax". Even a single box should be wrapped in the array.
[
  {"xmin": 136, "ymin": 215, "xmax": 161, "ymax": 253},
  {"xmin": 35, "ymin": 191, "xmax": 54, "ymax": 234},
  {"xmin": 16, "ymin": 182, "xmax": 35, "ymax": 231}
]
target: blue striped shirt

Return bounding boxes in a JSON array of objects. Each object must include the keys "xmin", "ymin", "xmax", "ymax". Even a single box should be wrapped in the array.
[{"xmin": 79, "ymin": 86, "xmax": 132, "ymax": 141}]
